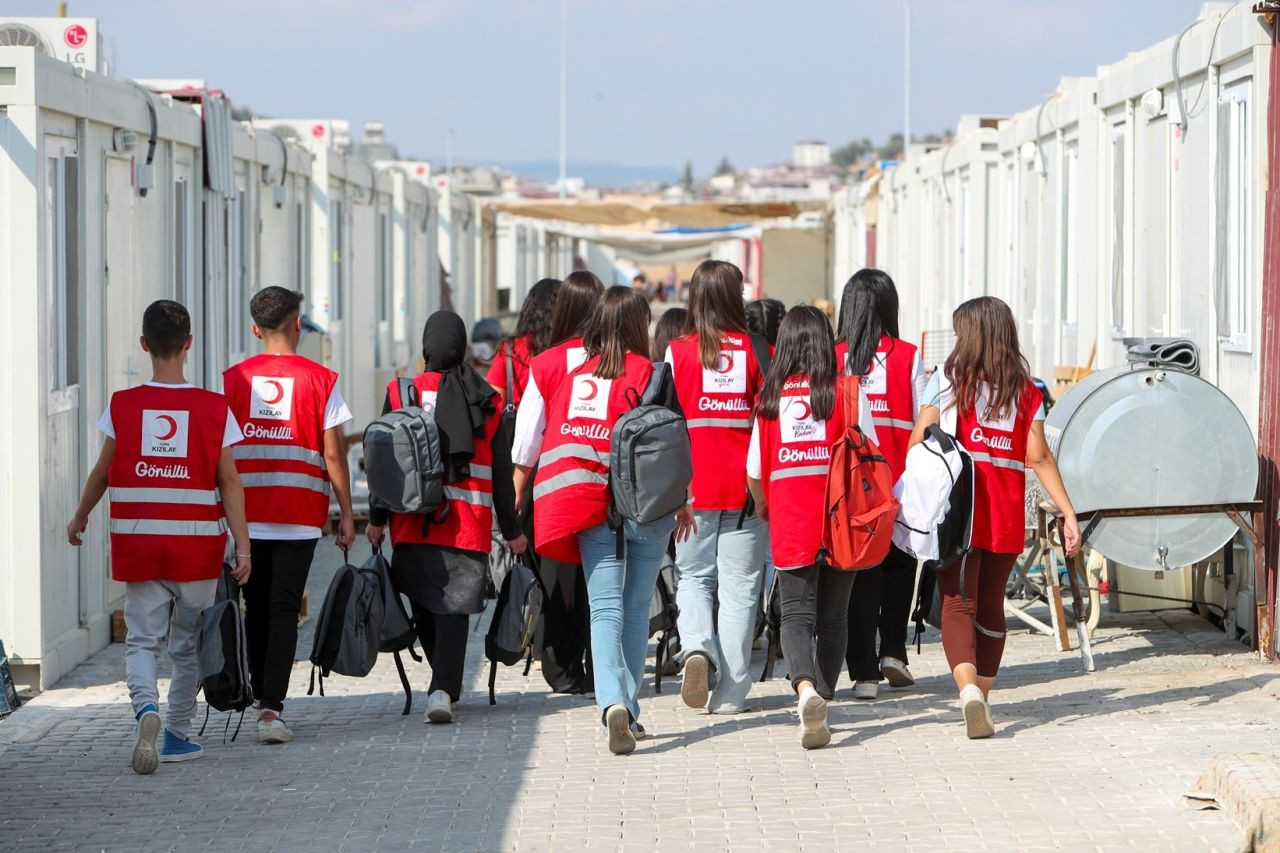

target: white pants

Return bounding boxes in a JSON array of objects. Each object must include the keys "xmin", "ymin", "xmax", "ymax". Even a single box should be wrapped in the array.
[{"xmin": 124, "ymin": 579, "xmax": 217, "ymax": 737}]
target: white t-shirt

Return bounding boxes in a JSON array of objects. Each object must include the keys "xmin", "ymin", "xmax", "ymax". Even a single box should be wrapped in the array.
[
  {"xmin": 98, "ymin": 382, "xmax": 244, "ymax": 447},
  {"xmin": 512, "ymin": 372, "xmax": 548, "ymax": 468}
]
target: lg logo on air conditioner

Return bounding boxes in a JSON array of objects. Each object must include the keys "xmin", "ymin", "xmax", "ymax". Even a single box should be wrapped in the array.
[
  {"xmin": 250, "ymin": 376, "xmax": 295, "ymax": 421},
  {"xmin": 142, "ymin": 410, "xmax": 189, "ymax": 458}
]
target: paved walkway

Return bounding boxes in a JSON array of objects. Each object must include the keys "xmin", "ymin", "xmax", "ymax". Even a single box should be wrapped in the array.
[{"xmin": 1, "ymin": 540, "xmax": 1276, "ymax": 851}]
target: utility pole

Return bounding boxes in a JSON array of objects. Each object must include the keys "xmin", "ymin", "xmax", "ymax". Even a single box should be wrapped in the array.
[
  {"xmin": 559, "ymin": 0, "xmax": 569, "ymax": 198},
  {"xmin": 903, "ymin": 0, "xmax": 912, "ymax": 161}
]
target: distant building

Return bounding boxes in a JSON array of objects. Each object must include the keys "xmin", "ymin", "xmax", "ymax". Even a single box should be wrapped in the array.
[{"xmin": 792, "ymin": 140, "xmax": 831, "ymax": 170}]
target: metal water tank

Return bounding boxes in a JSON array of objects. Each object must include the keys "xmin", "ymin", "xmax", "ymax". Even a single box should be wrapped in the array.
[{"xmin": 1043, "ymin": 365, "xmax": 1257, "ymax": 571}]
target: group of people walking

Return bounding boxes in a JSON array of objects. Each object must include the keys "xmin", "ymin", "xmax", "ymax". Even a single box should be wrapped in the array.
[{"xmin": 68, "ymin": 257, "xmax": 1080, "ymax": 774}]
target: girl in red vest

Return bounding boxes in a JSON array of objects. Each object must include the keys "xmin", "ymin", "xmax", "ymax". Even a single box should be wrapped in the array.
[
  {"xmin": 665, "ymin": 260, "xmax": 767, "ymax": 715},
  {"xmin": 367, "ymin": 311, "xmax": 526, "ymax": 725},
  {"xmin": 835, "ymin": 269, "xmax": 927, "ymax": 700},
  {"xmin": 909, "ymin": 296, "xmax": 1079, "ymax": 739},
  {"xmin": 747, "ymin": 305, "xmax": 869, "ymax": 749},
  {"xmin": 512, "ymin": 271, "xmax": 605, "ymax": 696},
  {"xmin": 486, "ymin": 277, "xmax": 561, "ymax": 406},
  {"xmin": 521, "ymin": 287, "xmax": 696, "ymax": 755}
]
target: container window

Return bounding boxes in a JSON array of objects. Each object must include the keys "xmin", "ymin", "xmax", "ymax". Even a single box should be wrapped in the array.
[
  {"xmin": 1216, "ymin": 80, "xmax": 1252, "ymax": 352},
  {"xmin": 46, "ymin": 152, "xmax": 80, "ymax": 403},
  {"xmin": 330, "ymin": 199, "xmax": 344, "ymax": 321},
  {"xmin": 1108, "ymin": 125, "xmax": 1126, "ymax": 336},
  {"xmin": 174, "ymin": 177, "xmax": 188, "ymax": 304},
  {"xmin": 295, "ymin": 197, "xmax": 308, "ymax": 301},
  {"xmin": 230, "ymin": 189, "xmax": 250, "ymax": 355},
  {"xmin": 1061, "ymin": 143, "xmax": 1079, "ymax": 327},
  {"xmin": 377, "ymin": 212, "xmax": 390, "ymax": 324}
]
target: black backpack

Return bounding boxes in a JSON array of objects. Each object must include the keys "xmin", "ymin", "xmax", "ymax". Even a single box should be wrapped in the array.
[
  {"xmin": 484, "ymin": 547, "xmax": 545, "ymax": 705},
  {"xmin": 757, "ymin": 571, "xmax": 784, "ymax": 682},
  {"xmin": 196, "ymin": 564, "xmax": 254, "ymax": 739},
  {"xmin": 371, "ymin": 546, "xmax": 422, "ymax": 714},
  {"xmin": 648, "ymin": 556, "xmax": 680, "ymax": 693},
  {"xmin": 307, "ymin": 552, "xmax": 383, "ymax": 697}
]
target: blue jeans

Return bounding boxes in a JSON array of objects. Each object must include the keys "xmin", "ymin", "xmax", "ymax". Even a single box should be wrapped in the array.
[
  {"xmin": 674, "ymin": 509, "xmax": 765, "ymax": 711},
  {"xmin": 579, "ymin": 516, "xmax": 677, "ymax": 724}
]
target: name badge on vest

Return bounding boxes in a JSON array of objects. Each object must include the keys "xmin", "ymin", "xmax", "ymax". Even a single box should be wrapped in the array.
[
  {"xmin": 861, "ymin": 360, "xmax": 887, "ymax": 395},
  {"xmin": 569, "ymin": 374, "xmax": 611, "ymax": 420},
  {"xmin": 702, "ymin": 349, "xmax": 747, "ymax": 394},
  {"xmin": 250, "ymin": 376, "xmax": 295, "ymax": 421},
  {"xmin": 142, "ymin": 409, "xmax": 190, "ymax": 457},
  {"xmin": 567, "ymin": 347, "xmax": 588, "ymax": 373},
  {"xmin": 780, "ymin": 396, "xmax": 825, "ymax": 444}
]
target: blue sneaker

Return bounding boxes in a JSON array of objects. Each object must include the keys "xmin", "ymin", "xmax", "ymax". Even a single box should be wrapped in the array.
[
  {"xmin": 159, "ymin": 730, "xmax": 204, "ymax": 763},
  {"xmin": 132, "ymin": 703, "xmax": 161, "ymax": 775}
]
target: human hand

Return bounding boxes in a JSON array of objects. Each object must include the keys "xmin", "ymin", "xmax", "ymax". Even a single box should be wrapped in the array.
[
  {"xmin": 336, "ymin": 515, "xmax": 356, "ymax": 550},
  {"xmin": 231, "ymin": 553, "xmax": 252, "ymax": 585},
  {"xmin": 674, "ymin": 504, "xmax": 698, "ymax": 543},
  {"xmin": 507, "ymin": 534, "xmax": 528, "ymax": 555},
  {"xmin": 367, "ymin": 524, "xmax": 386, "ymax": 547},
  {"xmin": 759, "ymin": 503, "xmax": 770, "ymax": 522},
  {"xmin": 1061, "ymin": 514, "xmax": 1081, "ymax": 557},
  {"xmin": 67, "ymin": 515, "xmax": 88, "ymax": 546}
]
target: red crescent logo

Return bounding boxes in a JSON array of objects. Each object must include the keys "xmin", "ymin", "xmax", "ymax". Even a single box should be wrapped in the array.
[
  {"xmin": 261, "ymin": 379, "xmax": 285, "ymax": 405},
  {"xmin": 790, "ymin": 398, "xmax": 812, "ymax": 420},
  {"xmin": 578, "ymin": 379, "xmax": 599, "ymax": 401},
  {"xmin": 154, "ymin": 415, "xmax": 178, "ymax": 441},
  {"xmin": 716, "ymin": 351, "xmax": 734, "ymax": 373}
]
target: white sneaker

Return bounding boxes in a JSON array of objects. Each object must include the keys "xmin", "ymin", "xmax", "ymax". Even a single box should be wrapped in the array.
[
  {"xmin": 425, "ymin": 690, "xmax": 453, "ymax": 724},
  {"xmin": 853, "ymin": 680, "xmax": 879, "ymax": 701},
  {"xmin": 131, "ymin": 706, "xmax": 161, "ymax": 775},
  {"xmin": 959, "ymin": 684, "xmax": 994, "ymax": 739},
  {"xmin": 605, "ymin": 704, "xmax": 636, "ymax": 756},
  {"xmin": 880, "ymin": 656, "xmax": 915, "ymax": 688},
  {"xmin": 257, "ymin": 710, "xmax": 294, "ymax": 744},
  {"xmin": 680, "ymin": 652, "xmax": 710, "ymax": 710},
  {"xmin": 798, "ymin": 687, "xmax": 830, "ymax": 750}
]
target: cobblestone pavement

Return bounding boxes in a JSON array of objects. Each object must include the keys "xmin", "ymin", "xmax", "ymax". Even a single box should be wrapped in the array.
[{"xmin": 1, "ymin": 539, "xmax": 1277, "ymax": 852}]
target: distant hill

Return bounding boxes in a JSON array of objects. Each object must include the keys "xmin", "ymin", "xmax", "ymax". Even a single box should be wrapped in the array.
[{"xmin": 497, "ymin": 159, "xmax": 680, "ymax": 188}]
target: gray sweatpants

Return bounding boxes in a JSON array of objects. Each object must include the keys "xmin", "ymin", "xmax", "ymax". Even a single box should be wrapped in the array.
[{"xmin": 124, "ymin": 579, "xmax": 217, "ymax": 738}]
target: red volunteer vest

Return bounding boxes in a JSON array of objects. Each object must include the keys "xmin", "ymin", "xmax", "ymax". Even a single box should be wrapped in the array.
[
  {"xmin": 952, "ymin": 381, "xmax": 1042, "ymax": 554},
  {"xmin": 836, "ymin": 335, "xmax": 916, "ymax": 481},
  {"xmin": 107, "ymin": 385, "xmax": 229, "ymax": 583},
  {"xmin": 528, "ymin": 337, "xmax": 588, "ymax": 406},
  {"xmin": 533, "ymin": 353, "xmax": 653, "ymax": 564},
  {"xmin": 486, "ymin": 335, "xmax": 534, "ymax": 407},
  {"xmin": 757, "ymin": 377, "xmax": 849, "ymax": 569},
  {"xmin": 223, "ymin": 354, "xmax": 337, "ymax": 529},
  {"xmin": 385, "ymin": 373, "xmax": 500, "ymax": 554},
  {"xmin": 669, "ymin": 332, "xmax": 764, "ymax": 510}
]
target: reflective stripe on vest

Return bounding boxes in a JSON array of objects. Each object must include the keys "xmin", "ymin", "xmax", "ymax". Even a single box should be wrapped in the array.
[
  {"xmin": 444, "ymin": 486, "xmax": 494, "ymax": 508},
  {"xmin": 533, "ymin": 468, "xmax": 609, "ymax": 501},
  {"xmin": 110, "ymin": 518, "xmax": 229, "ymax": 536},
  {"xmin": 240, "ymin": 472, "xmax": 332, "ymax": 494},
  {"xmin": 686, "ymin": 417, "xmax": 752, "ymax": 429},
  {"xmin": 109, "ymin": 487, "xmax": 220, "ymax": 506},
  {"xmin": 967, "ymin": 450, "xmax": 1026, "ymax": 472},
  {"xmin": 872, "ymin": 417, "xmax": 915, "ymax": 431},
  {"xmin": 233, "ymin": 444, "xmax": 324, "ymax": 466},
  {"xmin": 768, "ymin": 464, "xmax": 830, "ymax": 482},
  {"xmin": 539, "ymin": 442, "xmax": 606, "ymax": 467},
  {"xmin": 467, "ymin": 464, "xmax": 493, "ymax": 481}
]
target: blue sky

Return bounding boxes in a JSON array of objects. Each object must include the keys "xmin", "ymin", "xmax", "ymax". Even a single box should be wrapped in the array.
[{"xmin": 10, "ymin": 0, "xmax": 1211, "ymax": 175}]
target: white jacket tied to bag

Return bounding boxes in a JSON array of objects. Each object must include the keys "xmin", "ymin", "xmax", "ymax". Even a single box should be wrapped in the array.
[{"xmin": 892, "ymin": 381, "xmax": 972, "ymax": 563}]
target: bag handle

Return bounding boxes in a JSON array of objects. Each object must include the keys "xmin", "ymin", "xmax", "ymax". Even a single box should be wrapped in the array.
[
  {"xmin": 838, "ymin": 374, "xmax": 861, "ymax": 430},
  {"xmin": 504, "ymin": 343, "xmax": 516, "ymax": 415},
  {"xmin": 396, "ymin": 377, "xmax": 420, "ymax": 409}
]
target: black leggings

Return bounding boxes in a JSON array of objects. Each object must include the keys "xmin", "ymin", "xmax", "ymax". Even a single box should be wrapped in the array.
[
  {"xmin": 245, "ymin": 538, "xmax": 319, "ymax": 712},
  {"xmin": 777, "ymin": 564, "xmax": 856, "ymax": 700},
  {"xmin": 410, "ymin": 603, "xmax": 469, "ymax": 702},
  {"xmin": 846, "ymin": 544, "xmax": 917, "ymax": 681}
]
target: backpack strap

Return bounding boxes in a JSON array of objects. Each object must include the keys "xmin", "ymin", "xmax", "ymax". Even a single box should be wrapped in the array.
[
  {"xmin": 396, "ymin": 377, "xmax": 420, "ymax": 410},
  {"xmin": 748, "ymin": 334, "xmax": 772, "ymax": 377},
  {"xmin": 839, "ymin": 374, "xmax": 861, "ymax": 430},
  {"xmin": 488, "ymin": 660, "xmax": 498, "ymax": 706},
  {"xmin": 393, "ymin": 650, "xmax": 413, "ymax": 716},
  {"xmin": 504, "ymin": 343, "xmax": 516, "ymax": 415}
]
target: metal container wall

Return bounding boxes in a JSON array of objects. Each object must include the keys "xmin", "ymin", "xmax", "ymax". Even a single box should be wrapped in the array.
[{"xmin": 1045, "ymin": 365, "xmax": 1258, "ymax": 569}]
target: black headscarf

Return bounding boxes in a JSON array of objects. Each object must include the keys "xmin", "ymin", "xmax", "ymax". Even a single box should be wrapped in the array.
[{"xmin": 422, "ymin": 311, "xmax": 498, "ymax": 482}]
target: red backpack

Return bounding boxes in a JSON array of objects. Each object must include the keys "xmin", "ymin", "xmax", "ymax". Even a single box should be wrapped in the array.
[{"xmin": 822, "ymin": 377, "xmax": 900, "ymax": 570}]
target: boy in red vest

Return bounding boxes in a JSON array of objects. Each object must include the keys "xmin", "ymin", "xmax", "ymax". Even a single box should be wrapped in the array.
[
  {"xmin": 223, "ymin": 287, "xmax": 355, "ymax": 744},
  {"xmin": 67, "ymin": 300, "xmax": 252, "ymax": 775}
]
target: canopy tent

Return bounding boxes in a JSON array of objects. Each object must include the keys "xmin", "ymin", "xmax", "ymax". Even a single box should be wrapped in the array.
[{"xmin": 492, "ymin": 199, "xmax": 822, "ymax": 229}]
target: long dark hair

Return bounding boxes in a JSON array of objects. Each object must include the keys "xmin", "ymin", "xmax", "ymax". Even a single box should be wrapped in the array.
[
  {"xmin": 651, "ymin": 307, "xmax": 688, "ymax": 361},
  {"xmin": 686, "ymin": 259, "xmax": 748, "ymax": 369},
  {"xmin": 745, "ymin": 298, "xmax": 786, "ymax": 346},
  {"xmin": 837, "ymin": 268, "xmax": 900, "ymax": 376},
  {"xmin": 511, "ymin": 277, "xmax": 561, "ymax": 356},
  {"xmin": 944, "ymin": 296, "xmax": 1031, "ymax": 422},
  {"xmin": 756, "ymin": 306, "xmax": 836, "ymax": 422},
  {"xmin": 584, "ymin": 287, "xmax": 651, "ymax": 380},
  {"xmin": 549, "ymin": 270, "xmax": 604, "ymax": 345}
]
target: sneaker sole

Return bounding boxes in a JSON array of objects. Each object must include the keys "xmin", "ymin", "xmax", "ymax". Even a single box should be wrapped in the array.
[
  {"xmin": 159, "ymin": 749, "xmax": 203, "ymax": 763},
  {"xmin": 881, "ymin": 665, "xmax": 915, "ymax": 689},
  {"xmin": 605, "ymin": 706, "xmax": 636, "ymax": 756},
  {"xmin": 132, "ymin": 713, "xmax": 161, "ymax": 775},
  {"xmin": 963, "ymin": 697, "xmax": 995, "ymax": 739},
  {"xmin": 800, "ymin": 694, "xmax": 831, "ymax": 750},
  {"xmin": 680, "ymin": 655, "xmax": 710, "ymax": 710},
  {"xmin": 426, "ymin": 707, "xmax": 453, "ymax": 724},
  {"xmin": 853, "ymin": 688, "xmax": 878, "ymax": 701},
  {"xmin": 258, "ymin": 727, "xmax": 295, "ymax": 744}
]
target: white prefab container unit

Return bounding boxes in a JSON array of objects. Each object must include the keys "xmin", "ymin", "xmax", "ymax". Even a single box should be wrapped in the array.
[
  {"xmin": 494, "ymin": 212, "xmax": 555, "ymax": 317},
  {"xmin": 0, "ymin": 50, "xmax": 317, "ymax": 687}
]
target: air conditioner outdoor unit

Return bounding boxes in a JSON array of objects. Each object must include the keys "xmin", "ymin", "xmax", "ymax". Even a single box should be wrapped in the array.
[
  {"xmin": 251, "ymin": 118, "xmax": 352, "ymax": 153},
  {"xmin": 0, "ymin": 18, "xmax": 105, "ymax": 75}
]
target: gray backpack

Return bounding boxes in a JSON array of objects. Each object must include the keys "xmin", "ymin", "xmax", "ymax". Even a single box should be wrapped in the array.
[
  {"xmin": 308, "ymin": 552, "xmax": 383, "ymax": 692},
  {"xmin": 363, "ymin": 378, "xmax": 446, "ymax": 515},
  {"xmin": 197, "ymin": 564, "xmax": 255, "ymax": 714},
  {"xmin": 484, "ymin": 548, "xmax": 545, "ymax": 705},
  {"xmin": 608, "ymin": 362, "xmax": 692, "ymax": 551}
]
